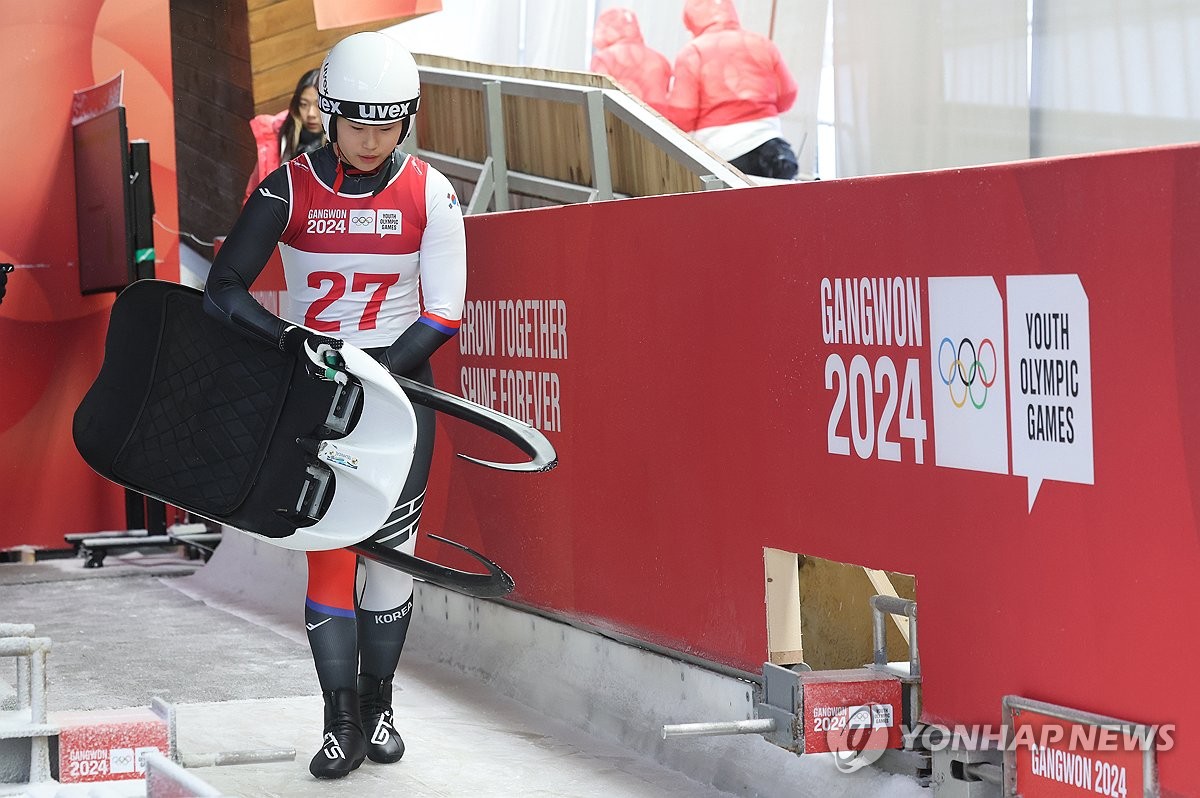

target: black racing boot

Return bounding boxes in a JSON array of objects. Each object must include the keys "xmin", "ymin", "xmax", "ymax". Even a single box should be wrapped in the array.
[
  {"xmin": 358, "ymin": 673, "xmax": 405, "ymax": 763},
  {"xmin": 309, "ymin": 688, "xmax": 367, "ymax": 779}
]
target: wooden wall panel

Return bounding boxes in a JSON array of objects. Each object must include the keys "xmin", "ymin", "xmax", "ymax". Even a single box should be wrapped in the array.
[
  {"xmin": 414, "ymin": 55, "xmax": 709, "ymax": 201},
  {"xmin": 170, "ymin": 0, "xmax": 255, "ymax": 253},
  {"xmin": 414, "ymin": 84, "xmax": 487, "ymax": 163},
  {"xmin": 248, "ymin": 0, "xmax": 428, "ymax": 115},
  {"xmin": 607, "ymin": 115, "xmax": 706, "ymax": 197}
]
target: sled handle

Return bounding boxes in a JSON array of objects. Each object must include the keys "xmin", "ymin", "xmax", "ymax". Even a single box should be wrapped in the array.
[
  {"xmin": 352, "ymin": 535, "xmax": 515, "ymax": 598},
  {"xmin": 392, "ymin": 374, "xmax": 558, "ymax": 472}
]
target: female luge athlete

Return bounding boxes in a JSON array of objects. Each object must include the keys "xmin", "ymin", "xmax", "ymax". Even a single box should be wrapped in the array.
[{"xmin": 203, "ymin": 31, "xmax": 465, "ymax": 780}]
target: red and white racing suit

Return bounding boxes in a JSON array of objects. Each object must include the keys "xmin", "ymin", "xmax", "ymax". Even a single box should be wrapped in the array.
[{"xmin": 205, "ymin": 144, "xmax": 464, "ymax": 691}]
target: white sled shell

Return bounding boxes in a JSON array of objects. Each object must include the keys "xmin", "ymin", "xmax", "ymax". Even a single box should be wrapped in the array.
[{"xmin": 248, "ymin": 342, "xmax": 417, "ymax": 551}]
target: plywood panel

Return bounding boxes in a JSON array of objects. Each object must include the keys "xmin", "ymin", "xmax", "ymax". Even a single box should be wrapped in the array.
[
  {"xmin": 415, "ymin": 84, "xmax": 486, "ymax": 162},
  {"xmin": 606, "ymin": 114, "xmax": 706, "ymax": 196},
  {"xmin": 254, "ymin": 55, "xmax": 326, "ymax": 116},
  {"xmin": 412, "ymin": 54, "xmax": 713, "ymax": 200},
  {"xmin": 765, "ymin": 548, "xmax": 804, "ymax": 665},
  {"xmin": 247, "ymin": 1, "xmax": 435, "ymax": 114},
  {"xmin": 249, "ymin": 0, "xmax": 315, "ymax": 42},
  {"xmin": 503, "ymin": 95, "xmax": 593, "ymax": 185},
  {"xmin": 795, "ymin": 555, "xmax": 916, "ymax": 672}
]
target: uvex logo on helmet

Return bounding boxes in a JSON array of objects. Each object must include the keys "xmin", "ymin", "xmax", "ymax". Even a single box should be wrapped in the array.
[
  {"xmin": 319, "ymin": 95, "xmax": 419, "ymax": 121},
  {"xmin": 358, "ymin": 100, "xmax": 415, "ymax": 120}
]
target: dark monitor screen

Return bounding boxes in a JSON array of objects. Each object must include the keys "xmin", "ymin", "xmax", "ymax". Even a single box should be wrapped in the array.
[{"xmin": 73, "ymin": 106, "xmax": 134, "ymax": 295}]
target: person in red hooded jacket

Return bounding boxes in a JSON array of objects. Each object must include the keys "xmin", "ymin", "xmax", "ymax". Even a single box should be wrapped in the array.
[
  {"xmin": 590, "ymin": 7, "xmax": 672, "ymax": 115},
  {"xmin": 666, "ymin": 0, "xmax": 800, "ymax": 180}
]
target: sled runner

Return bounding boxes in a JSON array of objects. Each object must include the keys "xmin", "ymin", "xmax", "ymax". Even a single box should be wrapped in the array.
[{"xmin": 73, "ymin": 280, "xmax": 555, "ymax": 598}]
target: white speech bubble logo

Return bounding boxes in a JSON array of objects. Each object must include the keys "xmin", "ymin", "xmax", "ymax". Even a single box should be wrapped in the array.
[
  {"xmin": 1006, "ymin": 274, "xmax": 1093, "ymax": 511},
  {"xmin": 135, "ymin": 746, "xmax": 160, "ymax": 773},
  {"xmin": 377, "ymin": 209, "xmax": 402, "ymax": 237}
]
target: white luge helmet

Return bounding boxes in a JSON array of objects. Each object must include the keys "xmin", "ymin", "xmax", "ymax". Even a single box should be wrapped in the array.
[{"xmin": 318, "ymin": 31, "xmax": 421, "ymax": 144}]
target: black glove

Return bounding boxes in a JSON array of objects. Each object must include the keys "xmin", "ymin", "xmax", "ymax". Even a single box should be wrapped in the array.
[
  {"xmin": 0, "ymin": 264, "xmax": 10, "ymax": 305},
  {"xmin": 279, "ymin": 324, "xmax": 344, "ymax": 379}
]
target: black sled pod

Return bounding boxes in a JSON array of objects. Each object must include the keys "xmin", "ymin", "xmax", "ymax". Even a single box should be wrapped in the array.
[{"xmin": 73, "ymin": 280, "xmax": 555, "ymax": 597}]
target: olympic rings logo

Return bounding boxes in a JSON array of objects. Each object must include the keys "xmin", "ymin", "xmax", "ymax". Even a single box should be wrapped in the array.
[
  {"xmin": 937, "ymin": 337, "xmax": 996, "ymax": 409},
  {"xmin": 352, "ymin": 216, "xmax": 373, "ymax": 225}
]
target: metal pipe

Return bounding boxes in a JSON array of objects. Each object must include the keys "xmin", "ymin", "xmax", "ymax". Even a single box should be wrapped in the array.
[
  {"xmin": 964, "ymin": 761, "xmax": 1003, "ymax": 785},
  {"xmin": 16, "ymin": 655, "xmax": 28, "ymax": 709},
  {"xmin": 1, "ymin": 626, "xmax": 38, "ymax": 712},
  {"xmin": 168, "ymin": 534, "xmax": 218, "ymax": 556},
  {"xmin": 0, "ymin": 637, "xmax": 51, "ymax": 657},
  {"xmin": 661, "ymin": 719, "xmax": 777, "ymax": 739},
  {"xmin": 29, "ymin": 648, "xmax": 47, "ymax": 724},
  {"xmin": 181, "ymin": 748, "xmax": 297, "ymax": 768},
  {"xmin": 870, "ymin": 595, "xmax": 919, "ymax": 677},
  {"xmin": 81, "ymin": 533, "xmax": 222, "ymax": 548},
  {"xmin": 909, "ymin": 610, "xmax": 920, "ymax": 677}
]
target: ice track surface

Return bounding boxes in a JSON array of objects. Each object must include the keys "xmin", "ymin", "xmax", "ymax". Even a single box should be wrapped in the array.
[{"xmin": 0, "ymin": 535, "xmax": 929, "ymax": 797}]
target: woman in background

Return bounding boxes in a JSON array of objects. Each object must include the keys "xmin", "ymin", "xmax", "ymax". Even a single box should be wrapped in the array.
[{"xmin": 242, "ymin": 68, "xmax": 328, "ymax": 204}]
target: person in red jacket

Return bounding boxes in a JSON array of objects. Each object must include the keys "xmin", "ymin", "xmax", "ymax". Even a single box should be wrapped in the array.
[
  {"xmin": 242, "ymin": 68, "xmax": 328, "ymax": 204},
  {"xmin": 666, "ymin": 0, "xmax": 800, "ymax": 180},
  {"xmin": 590, "ymin": 7, "xmax": 671, "ymax": 115}
]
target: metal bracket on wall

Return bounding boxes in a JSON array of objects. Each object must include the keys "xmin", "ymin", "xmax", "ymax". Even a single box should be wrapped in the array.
[
  {"xmin": 584, "ymin": 89, "xmax": 613, "ymax": 202},
  {"xmin": 755, "ymin": 661, "xmax": 803, "ymax": 752},
  {"xmin": 869, "ymin": 594, "xmax": 922, "ymax": 726},
  {"xmin": 467, "ymin": 81, "xmax": 509, "ymax": 215}
]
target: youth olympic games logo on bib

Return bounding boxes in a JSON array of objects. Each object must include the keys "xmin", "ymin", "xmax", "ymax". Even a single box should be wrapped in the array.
[
  {"xmin": 377, "ymin": 210, "xmax": 401, "ymax": 236},
  {"xmin": 348, "ymin": 209, "xmax": 402, "ymax": 237}
]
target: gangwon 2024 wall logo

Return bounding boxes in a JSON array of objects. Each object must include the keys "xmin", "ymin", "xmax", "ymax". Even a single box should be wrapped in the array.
[{"xmin": 820, "ymin": 274, "xmax": 1093, "ymax": 511}]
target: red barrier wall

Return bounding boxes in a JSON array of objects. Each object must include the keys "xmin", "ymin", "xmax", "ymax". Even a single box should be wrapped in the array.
[
  {"xmin": 423, "ymin": 143, "xmax": 1200, "ymax": 795},
  {"xmin": 0, "ymin": 3, "xmax": 178, "ymax": 550}
]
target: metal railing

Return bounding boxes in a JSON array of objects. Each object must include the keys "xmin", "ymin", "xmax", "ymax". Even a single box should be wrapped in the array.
[
  {"xmin": 0, "ymin": 624, "xmax": 56, "ymax": 787},
  {"xmin": 410, "ymin": 65, "xmax": 752, "ymax": 214}
]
